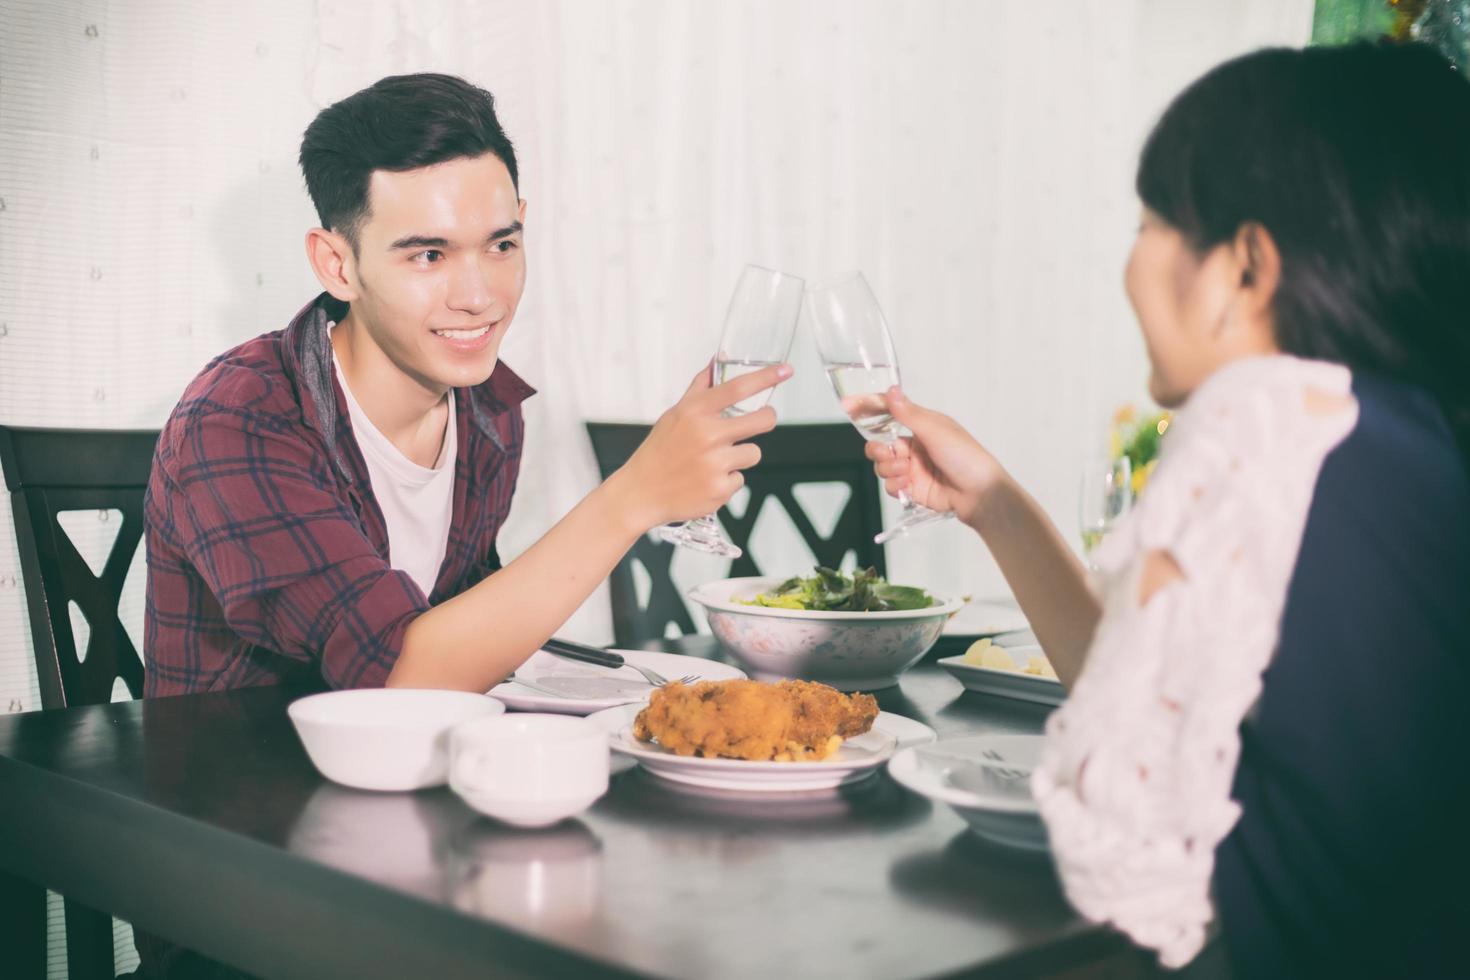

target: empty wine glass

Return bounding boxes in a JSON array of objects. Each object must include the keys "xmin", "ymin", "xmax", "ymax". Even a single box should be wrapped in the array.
[
  {"xmin": 805, "ymin": 271, "xmax": 953, "ymax": 545},
  {"xmin": 658, "ymin": 264, "xmax": 804, "ymax": 558},
  {"xmin": 1079, "ymin": 455, "xmax": 1133, "ymax": 561}
]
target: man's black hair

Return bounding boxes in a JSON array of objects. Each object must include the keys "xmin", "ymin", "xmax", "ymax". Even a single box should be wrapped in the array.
[{"xmin": 299, "ymin": 73, "xmax": 518, "ymax": 249}]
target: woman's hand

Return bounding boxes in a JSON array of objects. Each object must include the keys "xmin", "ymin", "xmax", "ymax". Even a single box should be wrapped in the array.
[
  {"xmin": 865, "ymin": 386, "xmax": 1005, "ymax": 528},
  {"xmin": 615, "ymin": 362, "xmax": 791, "ymax": 529}
]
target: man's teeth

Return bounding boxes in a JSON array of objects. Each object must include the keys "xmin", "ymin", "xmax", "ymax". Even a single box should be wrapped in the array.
[{"xmin": 433, "ymin": 325, "xmax": 491, "ymax": 339}]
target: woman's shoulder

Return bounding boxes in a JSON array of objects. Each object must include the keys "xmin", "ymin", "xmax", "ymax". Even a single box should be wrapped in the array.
[
  {"xmin": 1276, "ymin": 369, "xmax": 1470, "ymax": 671},
  {"xmin": 1318, "ymin": 371, "xmax": 1470, "ymax": 545},
  {"xmin": 1344, "ymin": 371, "xmax": 1468, "ymax": 495}
]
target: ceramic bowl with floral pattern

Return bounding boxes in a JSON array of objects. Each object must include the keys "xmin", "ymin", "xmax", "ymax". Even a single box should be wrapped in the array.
[{"xmin": 687, "ymin": 577, "xmax": 963, "ymax": 691}]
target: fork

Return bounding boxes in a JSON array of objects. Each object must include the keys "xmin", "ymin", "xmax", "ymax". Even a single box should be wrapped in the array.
[
  {"xmin": 981, "ymin": 747, "xmax": 1030, "ymax": 782},
  {"xmin": 511, "ymin": 667, "xmax": 701, "ymax": 695},
  {"xmin": 624, "ymin": 665, "xmax": 703, "ymax": 687},
  {"xmin": 918, "ymin": 746, "xmax": 1029, "ymax": 783},
  {"xmin": 541, "ymin": 637, "xmax": 702, "ymax": 687}
]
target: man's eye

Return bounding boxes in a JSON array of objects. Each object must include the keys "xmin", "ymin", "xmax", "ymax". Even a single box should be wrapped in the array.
[
  {"xmin": 492, "ymin": 239, "xmax": 519, "ymax": 254},
  {"xmin": 413, "ymin": 250, "xmax": 443, "ymax": 264}
]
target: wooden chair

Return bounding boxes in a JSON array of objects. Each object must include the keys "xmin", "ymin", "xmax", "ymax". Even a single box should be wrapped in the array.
[
  {"xmin": 0, "ymin": 424, "xmax": 160, "ymax": 978},
  {"xmin": 585, "ymin": 421, "xmax": 887, "ymax": 647}
]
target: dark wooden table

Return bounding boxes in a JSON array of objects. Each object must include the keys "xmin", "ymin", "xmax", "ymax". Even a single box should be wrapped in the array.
[{"xmin": 0, "ymin": 639, "xmax": 1145, "ymax": 980}]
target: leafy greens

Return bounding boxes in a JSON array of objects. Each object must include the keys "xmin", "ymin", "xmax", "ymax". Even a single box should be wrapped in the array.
[{"xmin": 741, "ymin": 567, "xmax": 935, "ymax": 612}]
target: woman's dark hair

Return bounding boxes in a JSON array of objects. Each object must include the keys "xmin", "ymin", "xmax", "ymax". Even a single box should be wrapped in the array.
[
  {"xmin": 299, "ymin": 73, "xmax": 518, "ymax": 248},
  {"xmin": 1137, "ymin": 42, "xmax": 1470, "ymax": 457}
]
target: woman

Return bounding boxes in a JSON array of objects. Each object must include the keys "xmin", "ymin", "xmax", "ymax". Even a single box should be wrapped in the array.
[{"xmin": 870, "ymin": 43, "xmax": 1470, "ymax": 976}]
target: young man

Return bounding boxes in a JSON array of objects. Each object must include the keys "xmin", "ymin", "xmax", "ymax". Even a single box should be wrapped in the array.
[{"xmin": 143, "ymin": 73, "xmax": 788, "ymax": 699}]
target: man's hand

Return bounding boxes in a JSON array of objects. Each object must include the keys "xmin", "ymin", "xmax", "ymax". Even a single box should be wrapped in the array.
[{"xmin": 615, "ymin": 362, "xmax": 792, "ymax": 529}]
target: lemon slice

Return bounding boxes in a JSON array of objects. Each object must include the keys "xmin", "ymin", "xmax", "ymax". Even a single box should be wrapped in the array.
[{"xmin": 963, "ymin": 638, "xmax": 1018, "ymax": 671}]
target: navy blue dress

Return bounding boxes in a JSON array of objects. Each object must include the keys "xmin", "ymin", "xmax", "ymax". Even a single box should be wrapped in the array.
[{"xmin": 1213, "ymin": 373, "xmax": 1470, "ymax": 977}]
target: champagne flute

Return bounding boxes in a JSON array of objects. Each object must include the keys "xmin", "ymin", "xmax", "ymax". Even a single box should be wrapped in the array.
[
  {"xmin": 1079, "ymin": 455, "xmax": 1133, "ymax": 560},
  {"xmin": 805, "ymin": 271, "xmax": 953, "ymax": 545},
  {"xmin": 658, "ymin": 264, "xmax": 804, "ymax": 558}
]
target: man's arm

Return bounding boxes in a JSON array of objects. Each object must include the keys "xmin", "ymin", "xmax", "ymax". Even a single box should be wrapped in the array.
[
  {"xmin": 386, "ymin": 362, "xmax": 791, "ymax": 691},
  {"xmin": 162, "ymin": 400, "xmax": 430, "ymax": 689}
]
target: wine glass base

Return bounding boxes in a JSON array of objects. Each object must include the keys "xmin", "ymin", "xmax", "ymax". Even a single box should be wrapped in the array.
[
  {"xmin": 873, "ymin": 509, "xmax": 954, "ymax": 546},
  {"xmin": 657, "ymin": 521, "xmax": 743, "ymax": 558}
]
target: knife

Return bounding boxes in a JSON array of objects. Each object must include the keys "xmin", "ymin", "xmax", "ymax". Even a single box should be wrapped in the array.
[{"xmin": 542, "ymin": 636, "xmax": 626, "ymax": 670}]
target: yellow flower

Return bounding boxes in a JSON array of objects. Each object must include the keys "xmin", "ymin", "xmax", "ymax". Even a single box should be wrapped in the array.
[{"xmin": 1131, "ymin": 459, "xmax": 1157, "ymax": 496}]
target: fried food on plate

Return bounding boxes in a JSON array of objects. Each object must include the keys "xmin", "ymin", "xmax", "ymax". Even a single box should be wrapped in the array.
[{"xmin": 632, "ymin": 678, "xmax": 879, "ymax": 762}]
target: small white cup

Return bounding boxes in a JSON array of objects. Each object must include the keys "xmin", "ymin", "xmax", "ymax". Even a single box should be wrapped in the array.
[{"xmin": 449, "ymin": 713, "xmax": 609, "ymax": 828}]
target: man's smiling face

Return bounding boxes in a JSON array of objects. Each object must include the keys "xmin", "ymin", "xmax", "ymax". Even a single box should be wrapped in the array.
[{"xmin": 344, "ymin": 152, "xmax": 526, "ymax": 394}]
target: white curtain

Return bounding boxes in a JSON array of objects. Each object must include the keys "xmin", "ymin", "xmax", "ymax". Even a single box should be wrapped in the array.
[{"xmin": 0, "ymin": 0, "xmax": 1313, "ymax": 970}]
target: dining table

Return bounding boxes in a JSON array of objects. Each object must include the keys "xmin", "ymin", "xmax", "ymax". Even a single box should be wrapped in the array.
[{"xmin": 0, "ymin": 634, "xmax": 1149, "ymax": 980}]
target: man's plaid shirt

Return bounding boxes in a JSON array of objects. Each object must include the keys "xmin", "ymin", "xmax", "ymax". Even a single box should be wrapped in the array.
[{"xmin": 143, "ymin": 293, "xmax": 534, "ymax": 696}]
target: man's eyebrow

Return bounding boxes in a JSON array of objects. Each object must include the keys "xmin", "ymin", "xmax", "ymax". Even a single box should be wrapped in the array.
[
  {"xmin": 485, "ymin": 221, "xmax": 524, "ymax": 242},
  {"xmin": 387, "ymin": 222, "xmax": 523, "ymax": 251},
  {"xmin": 388, "ymin": 234, "xmax": 450, "ymax": 250}
]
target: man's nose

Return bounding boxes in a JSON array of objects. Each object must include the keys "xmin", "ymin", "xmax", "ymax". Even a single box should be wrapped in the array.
[{"xmin": 446, "ymin": 255, "xmax": 495, "ymax": 316}]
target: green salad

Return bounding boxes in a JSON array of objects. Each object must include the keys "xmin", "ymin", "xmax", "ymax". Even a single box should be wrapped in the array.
[{"xmin": 741, "ymin": 567, "xmax": 935, "ymax": 612}]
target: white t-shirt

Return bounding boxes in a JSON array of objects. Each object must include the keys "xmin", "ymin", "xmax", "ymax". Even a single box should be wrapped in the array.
[{"xmin": 330, "ymin": 338, "xmax": 457, "ymax": 599}]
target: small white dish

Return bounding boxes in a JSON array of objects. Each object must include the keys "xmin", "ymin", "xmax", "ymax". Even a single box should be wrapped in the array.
[
  {"xmin": 938, "ymin": 646, "xmax": 1065, "ymax": 706},
  {"xmin": 687, "ymin": 576, "xmax": 963, "ymax": 691},
  {"xmin": 488, "ymin": 649, "xmax": 747, "ymax": 715},
  {"xmin": 586, "ymin": 703, "xmax": 936, "ymax": 793},
  {"xmin": 288, "ymin": 689, "xmax": 505, "ymax": 792},
  {"xmin": 941, "ymin": 598, "xmax": 1029, "ymax": 638},
  {"xmin": 887, "ymin": 733, "xmax": 1049, "ymax": 851},
  {"xmin": 449, "ymin": 713, "xmax": 609, "ymax": 828}
]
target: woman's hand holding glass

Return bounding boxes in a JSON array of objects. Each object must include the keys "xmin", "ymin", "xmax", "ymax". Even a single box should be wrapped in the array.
[
  {"xmin": 805, "ymin": 271, "xmax": 953, "ymax": 544},
  {"xmin": 863, "ymin": 387, "xmax": 1006, "ymax": 529}
]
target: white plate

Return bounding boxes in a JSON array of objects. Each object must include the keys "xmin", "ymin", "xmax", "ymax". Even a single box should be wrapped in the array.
[
  {"xmin": 938, "ymin": 647, "xmax": 1064, "ymax": 706},
  {"xmin": 586, "ymin": 703, "xmax": 936, "ymax": 793},
  {"xmin": 941, "ymin": 597, "xmax": 1029, "ymax": 638},
  {"xmin": 888, "ymin": 734, "xmax": 1049, "ymax": 851},
  {"xmin": 488, "ymin": 649, "xmax": 746, "ymax": 716}
]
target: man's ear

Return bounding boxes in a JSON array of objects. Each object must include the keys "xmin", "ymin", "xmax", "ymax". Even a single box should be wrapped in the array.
[
  {"xmin": 305, "ymin": 227, "xmax": 359, "ymax": 302},
  {"xmin": 517, "ymin": 197, "xmax": 528, "ymax": 225}
]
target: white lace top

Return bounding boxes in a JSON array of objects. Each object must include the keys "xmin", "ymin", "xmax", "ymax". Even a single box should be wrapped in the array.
[{"xmin": 1032, "ymin": 355, "xmax": 1359, "ymax": 968}]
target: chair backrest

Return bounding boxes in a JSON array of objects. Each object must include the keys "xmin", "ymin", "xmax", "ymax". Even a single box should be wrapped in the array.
[
  {"xmin": 585, "ymin": 421, "xmax": 887, "ymax": 646},
  {"xmin": 0, "ymin": 425, "xmax": 159, "ymax": 709}
]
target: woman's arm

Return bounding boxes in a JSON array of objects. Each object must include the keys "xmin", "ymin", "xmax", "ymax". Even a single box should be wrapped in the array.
[
  {"xmin": 868, "ymin": 387, "xmax": 1100, "ymax": 686},
  {"xmin": 969, "ymin": 476, "xmax": 1100, "ymax": 687}
]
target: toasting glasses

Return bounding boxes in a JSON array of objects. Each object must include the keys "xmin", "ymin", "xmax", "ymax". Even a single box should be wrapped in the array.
[
  {"xmin": 657, "ymin": 264, "xmax": 805, "ymax": 558},
  {"xmin": 805, "ymin": 271, "xmax": 953, "ymax": 544}
]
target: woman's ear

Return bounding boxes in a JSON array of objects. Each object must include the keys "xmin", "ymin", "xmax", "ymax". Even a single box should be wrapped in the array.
[
  {"xmin": 1234, "ymin": 222, "xmax": 1280, "ymax": 317},
  {"xmin": 1225, "ymin": 222, "xmax": 1281, "ymax": 354}
]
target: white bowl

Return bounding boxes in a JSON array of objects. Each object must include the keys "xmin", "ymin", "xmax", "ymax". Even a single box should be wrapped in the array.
[
  {"xmin": 887, "ymin": 734, "xmax": 1049, "ymax": 852},
  {"xmin": 288, "ymin": 689, "xmax": 505, "ymax": 791},
  {"xmin": 687, "ymin": 576, "xmax": 964, "ymax": 690},
  {"xmin": 449, "ymin": 714, "xmax": 609, "ymax": 828}
]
